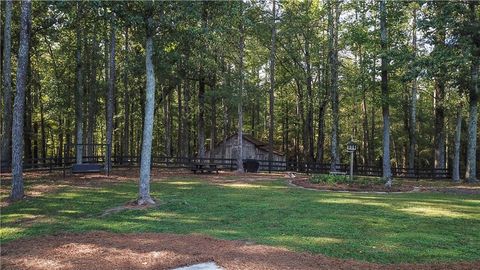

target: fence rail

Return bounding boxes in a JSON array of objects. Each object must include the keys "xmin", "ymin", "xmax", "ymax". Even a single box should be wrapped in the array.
[{"xmin": 0, "ymin": 155, "xmax": 470, "ymax": 180}]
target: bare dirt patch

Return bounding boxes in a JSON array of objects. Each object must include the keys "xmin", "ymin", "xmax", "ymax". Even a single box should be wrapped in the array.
[
  {"xmin": 0, "ymin": 169, "xmax": 286, "ymax": 207},
  {"xmin": 0, "ymin": 169, "xmax": 287, "ymax": 202},
  {"xmin": 1, "ymin": 232, "xmax": 478, "ymax": 270},
  {"xmin": 100, "ymin": 200, "xmax": 161, "ymax": 217}
]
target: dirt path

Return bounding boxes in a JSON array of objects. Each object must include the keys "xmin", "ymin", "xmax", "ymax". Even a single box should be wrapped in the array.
[{"xmin": 1, "ymin": 232, "xmax": 478, "ymax": 270}]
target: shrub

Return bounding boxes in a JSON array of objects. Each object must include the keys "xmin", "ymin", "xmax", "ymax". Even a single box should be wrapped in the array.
[
  {"xmin": 310, "ymin": 174, "xmax": 350, "ymax": 185},
  {"xmin": 309, "ymin": 174, "xmax": 383, "ymax": 186}
]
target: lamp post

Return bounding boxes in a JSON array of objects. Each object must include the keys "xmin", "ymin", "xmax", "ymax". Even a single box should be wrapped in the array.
[{"xmin": 346, "ymin": 139, "xmax": 357, "ymax": 181}]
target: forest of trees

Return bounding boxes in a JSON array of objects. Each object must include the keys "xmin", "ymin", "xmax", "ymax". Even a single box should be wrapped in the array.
[{"xmin": 1, "ymin": 0, "xmax": 479, "ymax": 191}]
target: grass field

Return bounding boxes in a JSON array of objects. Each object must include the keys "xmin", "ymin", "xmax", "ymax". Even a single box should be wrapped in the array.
[{"xmin": 1, "ymin": 177, "xmax": 480, "ymax": 264}]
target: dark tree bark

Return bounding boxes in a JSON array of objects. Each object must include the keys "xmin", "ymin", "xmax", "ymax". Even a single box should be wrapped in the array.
[
  {"xmin": 452, "ymin": 108, "xmax": 462, "ymax": 182},
  {"xmin": 222, "ymin": 98, "xmax": 230, "ymax": 159},
  {"xmin": 87, "ymin": 31, "xmax": 98, "ymax": 158},
  {"xmin": 361, "ymin": 82, "xmax": 369, "ymax": 165},
  {"xmin": 433, "ymin": 5, "xmax": 446, "ymax": 172},
  {"xmin": 106, "ymin": 14, "xmax": 116, "ymax": 171},
  {"xmin": 163, "ymin": 88, "xmax": 171, "ymax": 156},
  {"xmin": 122, "ymin": 27, "xmax": 130, "ymax": 160},
  {"xmin": 198, "ymin": 76, "xmax": 206, "ymax": 159},
  {"xmin": 237, "ymin": 2, "xmax": 245, "ymax": 172},
  {"xmin": 210, "ymin": 82, "xmax": 217, "ymax": 160},
  {"xmin": 328, "ymin": 0, "xmax": 341, "ymax": 171},
  {"xmin": 197, "ymin": 3, "xmax": 208, "ymax": 160},
  {"xmin": 380, "ymin": 0, "xmax": 392, "ymax": 187},
  {"xmin": 1, "ymin": 0, "xmax": 13, "ymax": 166},
  {"xmin": 11, "ymin": 0, "xmax": 31, "ymax": 201},
  {"xmin": 138, "ymin": 1, "xmax": 156, "ymax": 205},
  {"xmin": 295, "ymin": 78, "xmax": 306, "ymax": 162},
  {"xmin": 465, "ymin": 2, "xmax": 479, "ymax": 182},
  {"xmin": 305, "ymin": 36, "xmax": 314, "ymax": 163},
  {"xmin": 466, "ymin": 58, "xmax": 478, "ymax": 182},
  {"xmin": 24, "ymin": 61, "xmax": 32, "ymax": 162},
  {"xmin": 284, "ymin": 101, "xmax": 290, "ymax": 159},
  {"xmin": 317, "ymin": 40, "xmax": 328, "ymax": 164},
  {"xmin": 408, "ymin": 7, "xmax": 418, "ymax": 175},
  {"xmin": 57, "ymin": 117, "xmax": 63, "ymax": 164},
  {"xmin": 184, "ymin": 80, "xmax": 191, "ymax": 157},
  {"xmin": 177, "ymin": 83, "xmax": 183, "ymax": 157},
  {"xmin": 369, "ymin": 54, "xmax": 376, "ymax": 164},
  {"xmin": 268, "ymin": 0, "xmax": 276, "ymax": 171},
  {"xmin": 40, "ymin": 94, "xmax": 46, "ymax": 161},
  {"xmin": 75, "ymin": 3, "xmax": 84, "ymax": 164}
]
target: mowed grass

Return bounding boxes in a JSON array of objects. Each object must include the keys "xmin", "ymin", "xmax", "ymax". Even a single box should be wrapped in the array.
[{"xmin": 1, "ymin": 178, "xmax": 480, "ymax": 264}]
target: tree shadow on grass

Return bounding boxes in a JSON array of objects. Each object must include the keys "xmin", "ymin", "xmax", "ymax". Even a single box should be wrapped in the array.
[{"xmin": 1, "ymin": 180, "xmax": 480, "ymax": 264}]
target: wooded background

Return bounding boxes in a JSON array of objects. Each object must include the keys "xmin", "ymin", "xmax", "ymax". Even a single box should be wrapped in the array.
[{"xmin": 1, "ymin": 0, "xmax": 479, "ymax": 180}]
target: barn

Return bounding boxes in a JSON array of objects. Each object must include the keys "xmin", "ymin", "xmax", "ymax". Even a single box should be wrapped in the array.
[{"xmin": 205, "ymin": 132, "xmax": 286, "ymax": 162}]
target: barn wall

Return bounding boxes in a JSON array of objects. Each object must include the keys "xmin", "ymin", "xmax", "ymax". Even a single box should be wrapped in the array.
[{"xmin": 206, "ymin": 136, "xmax": 285, "ymax": 162}]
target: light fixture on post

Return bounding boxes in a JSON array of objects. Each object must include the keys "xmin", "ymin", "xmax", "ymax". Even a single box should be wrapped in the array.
[{"xmin": 346, "ymin": 139, "xmax": 357, "ymax": 181}]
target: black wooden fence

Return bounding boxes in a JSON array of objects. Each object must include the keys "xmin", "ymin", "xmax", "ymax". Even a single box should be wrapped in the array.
[{"xmin": 0, "ymin": 154, "xmax": 462, "ymax": 180}]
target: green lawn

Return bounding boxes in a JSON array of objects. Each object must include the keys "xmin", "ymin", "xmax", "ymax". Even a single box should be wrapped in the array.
[{"xmin": 1, "ymin": 178, "xmax": 479, "ymax": 264}]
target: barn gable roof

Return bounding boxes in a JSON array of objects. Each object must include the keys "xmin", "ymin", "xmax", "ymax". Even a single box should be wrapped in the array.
[{"xmin": 222, "ymin": 132, "xmax": 285, "ymax": 156}]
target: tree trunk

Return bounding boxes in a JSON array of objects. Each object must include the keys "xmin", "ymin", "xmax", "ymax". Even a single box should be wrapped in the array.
[
  {"xmin": 452, "ymin": 108, "xmax": 462, "ymax": 182},
  {"xmin": 162, "ymin": 86, "xmax": 171, "ymax": 156},
  {"xmin": 369, "ymin": 54, "xmax": 376, "ymax": 164},
  {"xmin": 433, "ymin": 6, "xmax": 447, "ymax": 172},
  {"xmin": 57, "ymin": 117, "xmax": 63, "ymax": 164},
  {"xmin": 361, "ymin": 84, "xmax": 369, "ymax": 165},
  {"xmin": 268, "ymin": 0, "xmax": 276, "ymax": 172},
  {"xmin": 295, "ymin": 79, "xmax": 306, "ymax": 162},
  {"xmin": 317, "ymin": 43, "xmax": 328, "ymax": 165},
  {"xmin": 210, "ymin": 83, "xmax": 217, "ymax": 160},
  {"xmin": 465, "ymin": 2, "xmax": 479, "ymax": 182},
  {"xmin": 408, "ymin": 7, "xmax": 418, "ymax": 175},
  {"xmin": 465, "ymin": 61, "xmax": 478, "ymax": 182},
  {"xmin": 434, "ymin": 82, "xmax": 446, "ymax": 171},
  {"xmin": 184, "ymin": 80, "xmax": 191, "ymax": 157},
  {"xmin": 40, "ymin": 96, "xmax": 46, "ymax": 161},
  {"xmin": 237, "ymin": 2, "xmax": 245, "ymax": 172},
  {"xmin": 380, "ymin": 0, "xmax": 392, "ymax": 187},
  {"xmin": 87, "ymin": 32, "xmax": 98, "ymax": 159},
  {"xmin": 177, "ymin": 83, "xmax": 183, "ymax": 157},
  {"xmin": 123, "ymin": 27, "xmax": 130, "ymax": 161},
  {"xmin": 138, "ymin": 2, "xmax": 156, "ymax": 205},
  {"xmin": 1, "ymin": 0, "xmax": 13, "ymax": 167},
  {"xmin": 222, "ymin": 98, "xmax": 229, "ymax": 159},
  {"xmin": 305, "ymin": 36, "xmax": 314, "ymax": 163},
  {"xmin": 75, "ymin": 3, "xmax": 84, "ymax": 164},
  {"xmin": 11, "ymin": 0, "xmax": 31, "ymax": 201},
  {"xmin": 285, "ymin": 101, "xmax": 290, "ymax": 159},
  {"xmin": 198, "ymin": 76, "xmax": 206, "ymax": 159},
  {"xmin": 24, "ymin": 62, "xmax": 32, "ymax": 162},
  {"xmin": 317, "ymin": 104, "xmax": 326, "ymax": 164},
  {"xmin": 328, "ymin": 0, "xmax": 341, "ymax": 171},
  {"xmin": 106, "ymin": 15, "xmax": 115, "ymax": 171}
]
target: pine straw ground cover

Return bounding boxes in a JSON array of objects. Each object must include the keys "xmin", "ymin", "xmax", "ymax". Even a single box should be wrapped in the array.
[{"xmin": 1, "ymin": 170, "xmax": 480, "ymax": 269}]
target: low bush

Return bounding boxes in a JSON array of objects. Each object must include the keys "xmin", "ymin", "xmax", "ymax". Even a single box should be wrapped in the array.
[{"xmin": 309, "ymin": 174, "xmax": 384, "ymax": 186}]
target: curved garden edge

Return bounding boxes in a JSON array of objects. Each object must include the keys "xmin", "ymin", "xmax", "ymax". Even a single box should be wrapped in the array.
[
  {"xmin": 288, "ymin": 179, "xmax": 480, "ymax": 195},
  {"xmin": 1, "ymin": 231, "xmax": 479, "ymax": 270}
]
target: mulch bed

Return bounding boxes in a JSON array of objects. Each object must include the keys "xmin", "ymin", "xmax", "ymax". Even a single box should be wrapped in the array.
[
  {"xmin": 1, "ymin": 232, "xmax": 478, "ymax": 270},
  {"xmin": 292, "ymin": 179, "xmax": 480, "ymax": 194}
]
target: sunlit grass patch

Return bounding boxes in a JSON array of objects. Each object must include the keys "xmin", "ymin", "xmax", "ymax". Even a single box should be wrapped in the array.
[
  {"xmin": 399, "ymin": 206, "xmax": 477, "ymax": 218},
  {"xmin": 1, "ymin": 178, "xmax": 479, "ymax": 264},
  {"xmin": 0, "ymin": 227, "xmax": 24, "ymax": 238}
]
